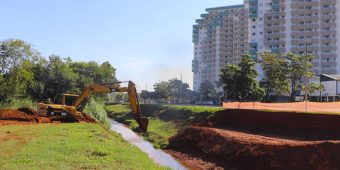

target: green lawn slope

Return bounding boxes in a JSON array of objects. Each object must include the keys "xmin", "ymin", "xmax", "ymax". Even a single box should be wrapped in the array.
[{"xmin": 0, "ymin": 123, "xmax": 167, "ymax": 170}]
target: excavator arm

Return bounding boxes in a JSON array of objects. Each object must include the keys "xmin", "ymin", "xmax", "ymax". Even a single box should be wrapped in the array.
[{"xmin": 74, "ymin": 81, "xmax": 148, "ymax": 132}]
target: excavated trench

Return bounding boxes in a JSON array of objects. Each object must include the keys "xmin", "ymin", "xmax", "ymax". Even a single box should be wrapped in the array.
[{"xmin": 167, "ymin": 109, "xmax": 340, "ymax": 170}]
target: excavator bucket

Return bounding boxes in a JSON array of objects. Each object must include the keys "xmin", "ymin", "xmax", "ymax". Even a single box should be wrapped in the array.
[{"xmin": 136, "ymin": 117, "xmax": 149, "ymax": 132}]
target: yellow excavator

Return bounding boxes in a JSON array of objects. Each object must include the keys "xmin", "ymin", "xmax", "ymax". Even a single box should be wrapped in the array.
[{"xmin": 21, "ymin": 81, "xmax": 148, "ymax": 132}]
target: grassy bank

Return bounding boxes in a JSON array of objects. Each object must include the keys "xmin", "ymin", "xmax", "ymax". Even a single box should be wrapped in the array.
[
  {"xmin": 106, "ymin": 104, "xmax": 223, "ymax": 148},
  {"xmin": 0, "ymin": 123, "xmax": 166, "ymax": 170}
]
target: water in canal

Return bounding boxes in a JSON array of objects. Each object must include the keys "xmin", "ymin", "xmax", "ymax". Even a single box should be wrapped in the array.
[{"xmin": 110, "ymin": 120, "xmax": 187, "ymax": 170}]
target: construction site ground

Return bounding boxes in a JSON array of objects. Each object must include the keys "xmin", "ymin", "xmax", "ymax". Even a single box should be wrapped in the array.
[
  {"xmin": 3, "ymin": 105, "xmax": 340, "ymax": 170},
  {"xmin": 167, "ymin": 109, "xmax": 340, "ymax": 170}
]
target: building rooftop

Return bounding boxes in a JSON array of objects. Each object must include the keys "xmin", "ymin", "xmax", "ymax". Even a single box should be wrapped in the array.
[
  {"xmin": 321, "ymin": 74, "xmax": 340, "ymax": 81},
  {"xmin": 206, "ymin": 4, "xmax": 244, "ymax": 12}
]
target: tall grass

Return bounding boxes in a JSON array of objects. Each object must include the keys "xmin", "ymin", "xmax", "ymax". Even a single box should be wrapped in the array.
[
  {"xmin": 84, "ymin": 99, "xmax": 111, "ymax": 126},
  {"xmin": 0, "ymin": 98, "xmax": 37, "ymax": 110}
]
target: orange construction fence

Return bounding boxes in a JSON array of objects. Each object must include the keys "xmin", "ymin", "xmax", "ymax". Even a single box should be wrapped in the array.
[{"xmin": 223, "ymin": 102, "xmax": 340, "ymax": 114}]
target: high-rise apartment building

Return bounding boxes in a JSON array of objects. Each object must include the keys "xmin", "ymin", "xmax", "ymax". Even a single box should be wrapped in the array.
[
  {"xmin": 192, "ymin": 5, "xmax": 249, "ymax": 91},
  {"xmin": 193, "ymin": 0, "xmax": 340, "ymax": 92}
]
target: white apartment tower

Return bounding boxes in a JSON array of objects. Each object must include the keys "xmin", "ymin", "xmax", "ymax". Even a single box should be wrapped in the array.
[
  {"xmin": 193, "ymin": 0, "xmax": 340, "ymax": 91},
  {"xmin": 192, "ymin": 5, "xmax": 249, "ymax": 91}
]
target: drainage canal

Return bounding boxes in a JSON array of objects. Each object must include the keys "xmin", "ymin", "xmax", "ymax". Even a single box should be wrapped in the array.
[{"xmin": 110, "ymin": 120, "xmax": 187, "ymax": 170}]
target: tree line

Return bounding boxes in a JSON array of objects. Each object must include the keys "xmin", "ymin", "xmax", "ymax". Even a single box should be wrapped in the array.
[
  {"xmin": 140, "ymin": 53, "xmax": 323, "ymax": 104},
  {"xmin": 0, "ymin": 39, "xmax": 117, "ymax": 102},
  {"xmin": 218, "ymin": 53, "xmax": 324, "ymax": 102},
  {"xmin": 140, "ymin": 79, "xmax": 199, "ymax": 104}
]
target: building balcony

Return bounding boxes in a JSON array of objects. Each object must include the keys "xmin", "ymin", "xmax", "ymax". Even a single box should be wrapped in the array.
[
  {"xmin": 265, "ymin": 19, "xmax": 285, "ymax": 24},
  {"xmin": 321, "ymin": 23, "xmax": 336, "ymax": 29},
  {"xmin": 264, "ymin": 40, "xmax": 285, "ymax": 46},
  {"xmin": 264, "ymin": 25, "xmax": 286, "ymax": 32},
  {"xmin": 321, "ymin": 38, "xmax": 336, "ymax": 44},
  {"xmin": 291, "ymin": 24, "xmax": 319, "ymax": 30},
  {"xmin": 291, "ymin": 31, "xmax": 319, "ymax": 37},
  {"xmin": 321, "ymin": 0, "xmax": 336, "ymax": 5},
  {"xmin": 291, "ymin": 9, "xmax": 319, "ymax": 16},
  {"xmin": 321, "ymin": 15, "xmax": 336, "ymax": 21},
  {"xmin": 291, "ymin": 39, "xmax": 319, "ymax": 45},
  {"xmin": 321, "ymin": 62, "xmax": 337, "ymax": 68},
  {"xmin": 290, "ymin": 1, "xmax": 319, "ymax": 8},
  {"xmin": 321, "ymin": 54, "xmax": 337, "ymax": 58},
  {"xmin": 249, "ymin": 0, "xmax": 258, "ymax": 5},
  {"xmin": 264, "ymin": 33, "xmax": 285, "ymax": 39},
  {"xmin": 291, "ymin": 17, "xmax": 319, "ymax": 23},
  {"xmin": 321, "ymin": 7, "xmax": 336, "ymax": 13},
  {"xmin": 321, "ymin": 30, "xmax": 337, "ymax": 36},
  {"xmin": 321, "ymin": 46, "xmax": 337, "ymax": 51},
  {"xmin": 249, "ymin": 12, "xmax": 258, "ymax": 18},
  {"xmin": 291, "ymin": 46, "xmax": 320, "ymax": 52}
]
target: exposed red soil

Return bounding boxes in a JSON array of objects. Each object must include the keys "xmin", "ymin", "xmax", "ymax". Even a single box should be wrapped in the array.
[
  {"xmin": 168, "ymin": 109, "xmax": 340, "ymax": 170},
  {"xmin": 166, "ymin": 149, "xmax": 225, "ymax": 170},
  {"xmin": 0, "ymin": 109, "xmax": 36, "ymax": 122},
  {"xmin": 0, "ymin": 109, "xmax": 96, "ymax": 124},
  {"xmin": 204, "ymin": 109, "xmax": 340, "ymax": 140},
  {"xmin": 0, "ymin": 120, "xmax": 36, "ymax": 125}
]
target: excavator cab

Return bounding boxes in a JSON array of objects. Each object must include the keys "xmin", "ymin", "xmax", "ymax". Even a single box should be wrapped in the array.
[{"xmin": 54, "ymin": 94, "xmax": 79, "ymax": 106}]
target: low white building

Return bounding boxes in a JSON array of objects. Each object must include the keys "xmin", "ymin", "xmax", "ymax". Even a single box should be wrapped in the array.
[{"xmin": 310, "ymin": 74, "xmax": 340, "ymax": 102}]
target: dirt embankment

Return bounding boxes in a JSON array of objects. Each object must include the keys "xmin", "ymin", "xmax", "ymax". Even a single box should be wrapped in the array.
[
  {"xmin": 205, "ymin": 109, "xmax": 340, "ymax": 140},
  {"xmin": 168, "ymin": 109, "xmax": 340, "ymax": 170},
  {"xmin": 0, "ymin": 109, "xmax": 96, "ymax": 124},
  {"xmin": 0, "ymin": 109, "xmax": 36, "ymax": 122}
]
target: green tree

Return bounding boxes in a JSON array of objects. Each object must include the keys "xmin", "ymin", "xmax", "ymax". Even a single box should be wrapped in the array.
[
  {"xmin": 47, "ymin": 55, "xmax": 79, "ymax": 94},
  {"xmin": 153, "ymin": 81, "xmax": 171, "ymax": 102},
  {"xmin": 220, "ymin": 55, "xmax": 264, "ymax": 101},
  {"xmin": 199, "ymin": 80, "xmax": 216, "ymax": 101},
  {"xmin": 286, "ymin": 53, "xmax": 323, "ymax": 101},
  {"xmin": 0, "ymin": 39, "xmax": 40, "ymax": 74},
  {"xmin": 0, "ymin": 38, "xmax": 118, "ymax": 102},
  {"xmin": 168, "ymin": 79, "xmax": 190, "ymax": 103},
  {"xmin": 260, "ymin": 52, "xmax": 290, "ymax": 101},
  {"xmin": 0, "ymin": 39, "xmax": 41, "ymax": 100},
  {"xmin": 95, "ymin": 61, "xmax": 117, "ymax": 84}
]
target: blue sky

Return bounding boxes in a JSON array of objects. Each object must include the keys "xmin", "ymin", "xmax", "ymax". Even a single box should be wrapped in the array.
[{"xmin": 0, "ymin": 0, "xmax": 242, "ymax": 91}]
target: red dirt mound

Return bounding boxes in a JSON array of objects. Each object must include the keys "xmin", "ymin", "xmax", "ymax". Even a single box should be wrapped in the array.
[
  {"xmin": 203, "ymin": 109, "xmax": 340, "ymax": 140},
  {"xmin": 0, "ymin": 109, "xmax": 35, "ymax": 122},
  {"xmin": 0, "ymin": 109, "xmax": 96, "ymax": 124},
  {"xmin": 168, "ymin": 126, "xmax": 340, "ymax": 170}
]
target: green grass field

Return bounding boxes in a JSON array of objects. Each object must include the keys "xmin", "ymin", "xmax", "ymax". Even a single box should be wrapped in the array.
[
  {"xmin": 106, "ymin": 104, "xmax": 223, "ymax": 148},
  {"xmin": 0, "ymin": 123, "xmax": 167, "ymax": 170}
]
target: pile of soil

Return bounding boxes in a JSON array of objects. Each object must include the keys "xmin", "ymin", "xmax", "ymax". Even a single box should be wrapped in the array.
[
  {"xmin": 169, "ymin": 126, "xmax": 340, "ymax": 170},
  {"xmin": 0, "ymin": 109, "xmax": 35, "ymax": 122},
  {"xmin": 168, "ymin": 109, "xmax": 340, "ymax": 170},
  {"xmin": 0, "ymin": 109, "xmax": 96, "ymax": 124}
]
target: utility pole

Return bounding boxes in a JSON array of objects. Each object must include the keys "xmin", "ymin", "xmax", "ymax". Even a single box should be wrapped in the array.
[
  {"xmin": 179, "ymin": 73, "xmax": 183, "ymax": 104},
  {"xmin": 304, "ymin": 42, "xmax": 308, "ymax": 102}
]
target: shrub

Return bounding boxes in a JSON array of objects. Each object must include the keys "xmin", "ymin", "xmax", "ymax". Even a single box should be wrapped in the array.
[
  {"xmin": 84, "ymin": 99, "xmax": 111, "ymax": 126},
  {"xmin": 0, "ymin": 98, "xmax": 37, "ymax": 110}
]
